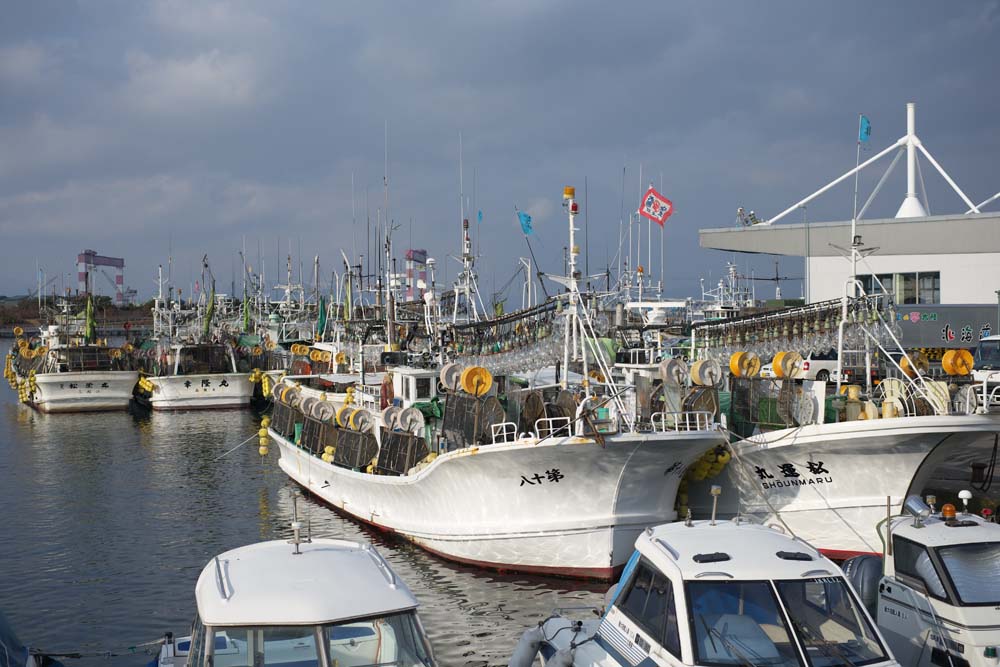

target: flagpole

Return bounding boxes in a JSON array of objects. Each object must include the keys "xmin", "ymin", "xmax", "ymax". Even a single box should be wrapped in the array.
[
  {"xmin": 659, "ymin": 172, "xmax": 664, "ymax": 296},
  {"xmin": 851, "ymin": 114, "xmax": 863, "ymax": 294}
]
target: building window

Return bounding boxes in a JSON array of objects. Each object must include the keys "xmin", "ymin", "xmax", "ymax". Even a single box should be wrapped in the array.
[
  {"xmin": 898, "ymin": 272, "xmax": 917, "ymax": 304},
  {"xmin": 857, "ymin": 274, "xmax": 894, "ymax": 296},
  {"xmin": 918, "ymin": 272, "xmax": 940, "ymax": 304}
]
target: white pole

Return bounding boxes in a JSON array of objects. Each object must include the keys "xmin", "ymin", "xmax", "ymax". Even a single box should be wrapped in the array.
[
  {"xmin": 916, "ymin": 142, "xmax": 981, "ymax": 213},
  {"xmin": 906, "ymin": 103, "xmax": 917, "ymax": 201},
  {"xmin": 851, "ymin": 114, "xmax": 862, "ymax": 296},
  {"xmin": 765, "ymin": 140, "xmax": 902, "ymax": 225}
]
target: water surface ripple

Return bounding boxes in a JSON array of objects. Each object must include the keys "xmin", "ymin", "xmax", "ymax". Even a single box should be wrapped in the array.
[{"xmin": 0, "ymin": 388, "xmax": 601, "ymax": 667}]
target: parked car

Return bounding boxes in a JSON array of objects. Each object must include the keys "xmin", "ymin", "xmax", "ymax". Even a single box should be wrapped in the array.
[
  {"xmin": 798, "ymin": 348, "xmax": 839, "ymax": 382},
  {"xmin": 759, "ymin": 349, "xmax": 838, "ymax": 382}
]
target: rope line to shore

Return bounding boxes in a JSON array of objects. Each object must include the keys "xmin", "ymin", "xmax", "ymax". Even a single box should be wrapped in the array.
[{"xmin": 213, "ymin": 431, "xmax": 263, "ymax": 461}]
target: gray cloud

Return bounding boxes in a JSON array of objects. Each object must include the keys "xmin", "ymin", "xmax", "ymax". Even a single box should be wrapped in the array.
[{"xmin": 1, "ymin": 0, "xmax": 998, "ymax": 302}]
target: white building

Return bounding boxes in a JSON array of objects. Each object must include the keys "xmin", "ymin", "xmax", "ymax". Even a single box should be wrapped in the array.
[
  {"xmin": 700, "ymin": 211, "xmax": 1000, "ymax": 305},
  {"xmin": 700, "ymin": 102, "xmax": 1000, "ymax": 308}
]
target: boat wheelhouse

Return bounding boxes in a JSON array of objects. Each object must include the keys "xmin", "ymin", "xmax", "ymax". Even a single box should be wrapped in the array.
[
  {"xmin": 510, "ymin": 510, "xmax": 900, "ymax": 666},
  {"xmin": 157, "ymin": 510, "xmax": 435, "ymax": 667}
]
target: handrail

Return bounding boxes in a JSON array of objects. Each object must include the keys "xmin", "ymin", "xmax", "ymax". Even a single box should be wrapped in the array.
[
  {"xmin": 650, "ymin": 411, "xmax": 715, "ymax": 432},
  {"xmin": 214, "ymin": 556, "xmax": 231, "ymax": 600},
  {"xmin": 491, "ymin": 421, "xmax": 518, "ymax": 444},
  {"xmin": 535, "ymin": 416, "xmax": 572, "ymax": 439},
  {"xmin": 363, "ymin": 545, "xmax": 397, "ymax": 589}
]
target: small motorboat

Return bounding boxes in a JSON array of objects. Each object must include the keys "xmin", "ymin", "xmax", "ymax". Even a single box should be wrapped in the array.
[
  {"xmin": 843, "ymin": 491, "xmax": 1000, "ymax": 667},
  {"xmin": 509, "ymin": 488, "xmax": 901, "ymax": 666},
  {"xmin": 156, "ymin": 497, "xmax": 436, "ymax": 667}
]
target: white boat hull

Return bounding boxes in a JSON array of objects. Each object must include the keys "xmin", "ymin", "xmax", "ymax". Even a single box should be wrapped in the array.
[
  {"xmin": 273, "ymin": 428, "xmax": 724, "ymax": 579},
  {"xmin": 147, "ymin": 373, "xmax": 255, "ymax": 410},
  {"xmin": 27, "ymin": 371, "xmax": 138, "ymax": 412},
  {"xmin": 688, "ymin": 414, "xmax": 1000, "ymax": 557}
]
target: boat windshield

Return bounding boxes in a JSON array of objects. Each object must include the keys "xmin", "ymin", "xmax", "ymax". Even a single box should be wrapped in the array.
[
  {"xmin": 775, "ymin": 578, "xmax": 887, "ymax": 666},
  {"xmin": 686, "ymin": 580, "xmax": 802, "ymax": 666},
  {"xmin": 936, "ymin": 541, "xmax": 1000, "ymax": 605},
  {"xmin": 206, "ymin": 611, "xmax": 434, "ymax": 667},
  {"xmin": 974, "ymin": 340, "xmax": 1000, "ymax": 370}
]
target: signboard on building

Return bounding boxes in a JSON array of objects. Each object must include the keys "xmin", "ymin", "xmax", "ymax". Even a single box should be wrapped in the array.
[{"xmin": 894, "ymin": 305, "xmax": 997, "ymax": 349}]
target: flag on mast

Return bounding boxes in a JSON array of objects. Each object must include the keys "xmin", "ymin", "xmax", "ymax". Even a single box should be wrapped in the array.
[
  {"xmin": 516, "ymin": 210, "xmax": 533, "ymax": 235},
  {"xmin": 638, "ymin": 186, "xmax": 674, "ymax": 226},
  {"xmin": 859, "ymin": 115, "xmax": 872, "ymax": 143}
]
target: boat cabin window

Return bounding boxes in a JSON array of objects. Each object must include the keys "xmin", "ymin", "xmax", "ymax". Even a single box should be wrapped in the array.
[
  {"xmin": 974, "ymin": 339, "xmax": 1000, "ymax": 370},
  {"xmin": 202, "ymin": 612, "xmax": 432, "ymax": 667},
  {"xmin": 178, "ymin": 345, "xmax": 233, "ymax": 375},
  {"xmin": 414, "ymin": 377, "xmax": 432, "ymax": 400},
  {"xmin": 892, "ymin": 535, "xmax": 947, "ymax": 600},
  {"xmin": 56, "ymin": 347, "xmax": 116, "ymax": 372},
  {"xmin": 775, "ymin": 578, "xmax": 888, "ymax": 666},
  {"xmin": 616, "ymin": 559, "xmax": 681, "ymax": 657},
  {"xmin": 936, "ymin": 541, "xmax": 1000, "ymax": 606},
  {"xmin": 686, "ymin": 580, "xmax": 801, "ymax": 667}
]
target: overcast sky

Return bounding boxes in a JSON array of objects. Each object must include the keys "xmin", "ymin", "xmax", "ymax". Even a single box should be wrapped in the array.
[{"xmin": 2, "ymin": 1, "xmax": 998, "ymax": 303}]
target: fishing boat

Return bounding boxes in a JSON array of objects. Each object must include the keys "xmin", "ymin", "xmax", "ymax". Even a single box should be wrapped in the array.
[
  {"xmin": 156, "ymin": 496, "xmax": 436, "ymax": 667},
  {"xmin": 4, "ymin": 299, "xmax": 138, "ymax": 413},
  {"xmin": 684, "ymin": 293, "xmax": 1000, "ymax": 560},
  {"xmin": 266, "ymin": 187, "xmax": 727, "ymax": 579},
  {"xmin": 681, "ymin": 100, "xmax": 1000, "ymax": 560},
  {"xmin": 131, "ymin": 267, "xmax": 266, "ymax": 411},
  {"xmin": 508, "ymin": 487, "xmax": 901, "ymax": 666}
]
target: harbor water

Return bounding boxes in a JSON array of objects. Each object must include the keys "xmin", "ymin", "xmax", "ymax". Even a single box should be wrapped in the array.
[{"xmin": 0, "ymin": 386, "xmax": 603, "ymax": 667}]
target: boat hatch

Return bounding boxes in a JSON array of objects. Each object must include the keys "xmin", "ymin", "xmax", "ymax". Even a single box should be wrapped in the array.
[{"xmin": 692, "ymin": 552, "xmax": 731, "ymax": 564}]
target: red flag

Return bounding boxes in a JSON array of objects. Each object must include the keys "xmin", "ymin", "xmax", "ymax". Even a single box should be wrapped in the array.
[{"xmin": 638, "ymin": 186, "xmax": 674, "ymax": 226}]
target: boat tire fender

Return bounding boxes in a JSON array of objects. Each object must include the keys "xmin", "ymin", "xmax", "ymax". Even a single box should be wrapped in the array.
[{"xmin": 841, "ymin": 554, "xmax": 883, "ymax": 618}]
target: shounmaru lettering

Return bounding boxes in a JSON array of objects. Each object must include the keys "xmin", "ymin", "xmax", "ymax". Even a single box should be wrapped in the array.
[{"xmin": 762, "ymin": 476, "xmax": 833, "ymax": 489}]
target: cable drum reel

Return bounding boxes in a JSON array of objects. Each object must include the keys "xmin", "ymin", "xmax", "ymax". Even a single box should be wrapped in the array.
[
  {"xmin": 942, "ymin": 349, "xmax": 974, "ymax": 376},
  {"xmin": 439, "ymin": 362, "xmax": 463, "ymax": 393},
  {"xmin": 728, "ymin": 351, "xmax": 761, "ymax": 378},
  {"xmin": 311, "ymin": 401, "xmax": 336, "ymax": 423},
  {"xmin": 658, "ymin": 358, "xmax": 690, "ymax": 387},
  {"xmin": 382, "ymin": 405, "xmax": 402, "ymax": 430},
  {"xmin": 398, "ymin": 407, "xmax": 426, "ymax": 434},
  {"xmin": 350, "ymin": 408, "xmax": 373, "ymax": 432},
  {"xmin": 689, "ymin": 359, "xmax": 724, "ymax": 387},
  {"xmin": 299, "ymin": 396, "xmax": 320, "ymax": 419},
  {"xmin": 900, "ymin": 351, "xmax": 930, "ymax": 378},
  {"xmin": 771, "ymin": 351, "xmax": 803, "ymax": 379}
]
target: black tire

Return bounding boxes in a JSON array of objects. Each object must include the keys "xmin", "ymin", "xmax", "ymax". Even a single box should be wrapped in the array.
[{"xmin": 816, "ymin": 370, "xmax": 830, "ymax": 382}]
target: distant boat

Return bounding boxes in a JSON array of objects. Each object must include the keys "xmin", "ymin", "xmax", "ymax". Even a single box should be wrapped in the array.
[{"xmin": 5, "ymin": 300, "xmax": 138, "ymax": 413}]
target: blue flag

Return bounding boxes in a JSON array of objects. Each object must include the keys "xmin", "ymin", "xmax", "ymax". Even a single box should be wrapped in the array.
[
  {"xmin": 517, "ymin": 210, "xmax": 533, "ymax": 235},
  {"xmin": 859, "ymin": 115, "xmax": 871, "ymax": 143},
  {"xmin": 477, "ymin": 209, "xmax": 483, "ymax": 223}
]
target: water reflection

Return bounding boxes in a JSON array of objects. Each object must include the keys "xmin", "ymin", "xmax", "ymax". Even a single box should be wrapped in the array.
[{"xmin": 0, "ymin": 389, "xmax": 600, "ymax": 667}]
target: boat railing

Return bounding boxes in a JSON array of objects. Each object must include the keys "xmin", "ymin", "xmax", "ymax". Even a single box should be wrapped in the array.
[
  {"xmin": 490, "ymin": 421, "xmax": 518, "ymax": 444},
  {"xmin": 981, "ymin": 381, "xmax": 1000, "ymax": 410},
  {"xmin": 651, "ymin": 411, "xmax": 716, "ymax": 432},
  {"xmin": 534, "ymin": 416, "xmax": 572, "ymax": 440}
]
